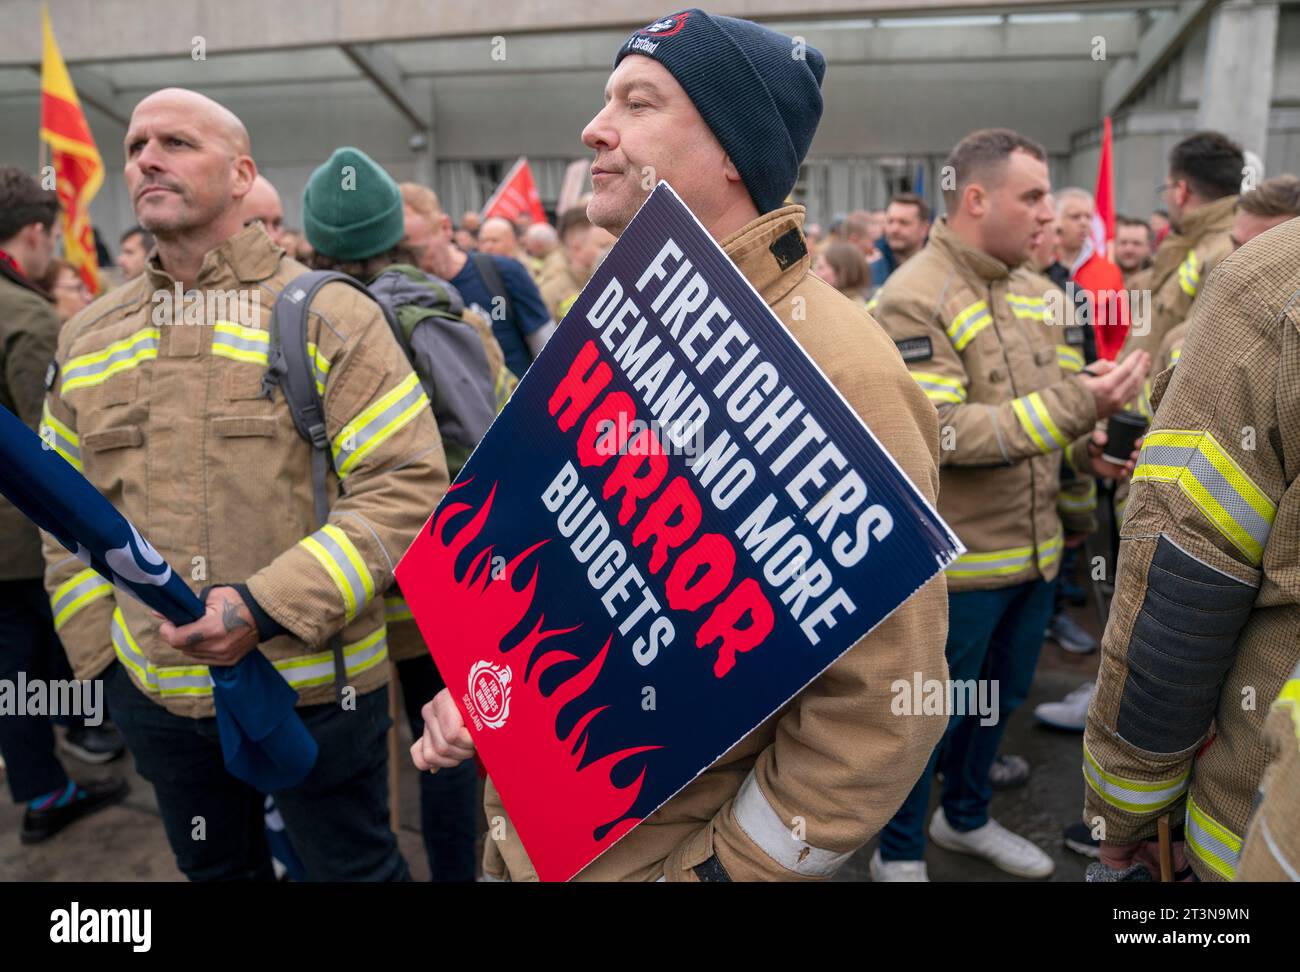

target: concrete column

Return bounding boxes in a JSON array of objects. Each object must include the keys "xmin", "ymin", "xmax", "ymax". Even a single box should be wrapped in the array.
[
  {"xmin": 412, "ymin": 86, "xmax": 437, "ymax": 189},
  {"xmin": 1197, "ymin": 0, "xmax": 1279, "ymax": 164}
]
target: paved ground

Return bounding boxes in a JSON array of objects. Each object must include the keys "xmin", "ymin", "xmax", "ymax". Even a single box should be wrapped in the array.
[{"xmin": 0, "ymin": 589, "xmax": 1104, "ymax": 883}]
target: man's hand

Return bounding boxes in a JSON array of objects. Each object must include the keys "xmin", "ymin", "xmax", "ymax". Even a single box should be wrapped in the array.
[
  {"xmin": 1086, "ymin": 429, "xmax": 1141, "ymax": 480},
  {"xmin": 411, "ymin": 688, "xmax": 476, "ymax": 773},
  {"xmin": 1100, "ymin": 837, "xmax": 1190, "ymax": 881},
  {"xmin": 1079, "ymin": 352, "xmax": 1150, "ymax": 420},
  {"xmin": 158, "ymin": 586, "xmax": 259, "ymax": 667},
  {"xmin": 1064, "ymin": 532, "xmax": 1089, "ymax": 549}
]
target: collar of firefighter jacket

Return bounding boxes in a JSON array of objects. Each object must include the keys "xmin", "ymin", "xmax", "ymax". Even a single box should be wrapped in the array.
[
  {"xmin": 143, "ymin": 221, "xmax": 282, "ymax": 294},
  {"xmin": 719, "ymin": 205, "xmax": 810, "ymax": 306},
  {"xmin": 1179, "ymin": 193, "xmax": 1238, "ymax": 246},
  {"xmin": 928, "ymin": 218, "xmax": 1011, "ymax": 284}
]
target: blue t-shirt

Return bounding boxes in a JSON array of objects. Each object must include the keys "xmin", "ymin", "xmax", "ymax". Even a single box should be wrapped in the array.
[{"xmin": 451, "ymin": 254, "xmax": 551, "ymax": 378}]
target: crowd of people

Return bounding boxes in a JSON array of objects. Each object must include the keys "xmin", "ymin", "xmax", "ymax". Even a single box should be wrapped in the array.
[{"xmin": 1, "ymin": 7, "xmax": 1297, "ymax": 884}]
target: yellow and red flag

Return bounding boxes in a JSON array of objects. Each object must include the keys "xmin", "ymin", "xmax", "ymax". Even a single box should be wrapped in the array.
[{"xmin": 39, "ymin": 6, "xmax": 104, "ymax": 295}]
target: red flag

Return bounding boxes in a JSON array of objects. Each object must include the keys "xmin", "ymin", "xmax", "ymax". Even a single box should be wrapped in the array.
[
  {"xmin": 1091, "ymin": 116, "xmax": 1115, "ymax": 259},
  {"xmin": 481, "ymin": 157, "xmax": 547, "ymax": 225},
  {"xmin": 39, "ymin": 6, "xmax": 104, "ymax": 296}
]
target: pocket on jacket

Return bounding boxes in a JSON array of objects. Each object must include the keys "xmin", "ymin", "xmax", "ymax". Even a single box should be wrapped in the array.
[
  {"xmin": 83, "ymin": 425, "xmax": 143, "ymax": 452},
  {"xmin": 212, "ymin": 415, "xmax": 277, "ymax": 438}
]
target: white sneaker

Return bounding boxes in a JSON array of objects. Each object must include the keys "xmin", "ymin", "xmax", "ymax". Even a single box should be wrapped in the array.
[
  {"xmin": 928, "ymin": 808, "xmax": 1055, "ymax": 878},
  {"xmin": 1033, "ymin": 681, "xmax": 1096, "ymax": 732},
  {"xmin": 869, "ymin": 848, "xmax": 930, "ymax": 882}
]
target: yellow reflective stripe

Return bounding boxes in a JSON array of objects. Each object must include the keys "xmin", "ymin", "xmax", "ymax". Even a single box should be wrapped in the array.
[
  {"xmin": 1178, "ymin": 252, "xmax": 1200, "ymax": 298},
  {"xmin": 1012, "ymin": 391, "xmax": 1068, "ymax": 452},
  {"xmin": 385, "ymin": 595, "xmax": 414, "ymax": 624},
  {"xmin": 1170, "ymin": 346, "xmax": 1182, "ymax": 364},
  {"xmin": 557, "ymin": 293, "xmax": 579, "ymax": 319},
  {"xmin": 947, "ymin": 300, "xmax": 991, "ymax": 352},
  {"xmin": 331, "ymin": 372, "xmax": 428, "ymax": 477},
  {"xmin": 1057, "ymin": 345, "xmax": 1085, "ymax": 373},
  {"xmin": 62, "ymin": 327, "xmax": 159, "ymax": 392},
  {"xmin": 307, "ymin": 342, "xmax": 330, "ymax": 397},
  {"xmin": 1058, "ymin": 480, "xmax": 1098, "ymax": 514},
  {"xmin": 112, "ymin": 605, "xmax": 388, "ymax": 697},
  {"xmin": 300, "ymin": 523, "xmax": 375, "ymax": 622},
  {"xmin": 40, "ymin": 401, "xmax": 83, "ymax": 471},
  {"xmin": 50, "ymin": 568, "xmax": 113, "ymax": 630},
  {"xmin": 1081, "ymin": 743, "xmax": 1189, "ymax": 814},
  {"xmin": 910, "ymin": 370, "xmax": 967, "ymax": 405},
  {"xmin": 211, "ymin": 320, "xmax": 270, "ymax": 365},
  {"xmin": 1136, "ymin": 380, "xmax": 1153, "ymax": 420},
  {"xmin": 1037, "ymin": 529, "xmax": 1064, "ymax": 570},
  {"xmin": 274, "ymin": 625, "xmax": 389, "ymax": 688},
  {"xmin": 865, "ymin": 294, "xmax": 880, "ymax": 312},
  {"xmin": 1186, "ymin": 794, "xmax": 1241, "ymax": 880},
  {"xmin": 947, "ymin": 531, "xmax": 1062, "ymax": 578},
  {"xmin": 1134, "ymin": 429, "xmax": 1276, "ymax": 565},
  {"xmin": 1274, "ymin": 678, "xmax": 1300, "ymax": 748},
  {"xmin": 1007, "ymin": 294, "xmax": 1049, "ymax": 321}
]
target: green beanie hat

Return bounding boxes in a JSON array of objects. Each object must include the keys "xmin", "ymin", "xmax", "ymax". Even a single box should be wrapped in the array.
[{"xmin": 302, "ymin": 147, "xmax": 405, "ymax": 261}]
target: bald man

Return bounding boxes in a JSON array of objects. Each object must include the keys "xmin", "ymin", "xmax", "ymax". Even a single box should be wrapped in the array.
[
  {"xmin": 40, "ymin": 87, "xmax": 444, "ymax": 882},
  {"xmin": 238, "ymin": 174, "xmax": 285, "ymax": 245},
  {"xmin": 477, "ymin": 216, "xmax": 520, "ymax": 259}
]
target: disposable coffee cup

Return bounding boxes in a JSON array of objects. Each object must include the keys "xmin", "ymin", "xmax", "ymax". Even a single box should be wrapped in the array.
[{"xmin": 1103, "ymin": 411, "xmax": 1148, "ymax": 465}]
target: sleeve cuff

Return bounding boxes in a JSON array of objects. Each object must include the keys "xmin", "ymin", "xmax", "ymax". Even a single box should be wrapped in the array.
[{"xmin": 229, "ymin": 583, "xmax": 289, "ymax": 643}]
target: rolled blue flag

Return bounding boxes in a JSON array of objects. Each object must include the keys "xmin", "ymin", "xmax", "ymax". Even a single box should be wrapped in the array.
[{"xmin": 0, "ymin": 403, "xmax": 317, "ymax": 791}]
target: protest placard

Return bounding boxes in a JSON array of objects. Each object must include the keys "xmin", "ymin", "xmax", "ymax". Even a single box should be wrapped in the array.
[{"xmin": 395, "ymin": 183, "xmax": 962, "ymax": 881}]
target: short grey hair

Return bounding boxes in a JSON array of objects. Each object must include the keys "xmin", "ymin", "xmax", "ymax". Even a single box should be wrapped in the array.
[{"xmin": 1055, "ymin": 187, "xmax": 1094, "ymax": 214}]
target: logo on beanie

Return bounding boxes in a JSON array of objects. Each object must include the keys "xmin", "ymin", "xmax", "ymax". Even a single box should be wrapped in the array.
[{"xmin": 639, "ymin": 11, "xmax": 690, "ymax": 37}]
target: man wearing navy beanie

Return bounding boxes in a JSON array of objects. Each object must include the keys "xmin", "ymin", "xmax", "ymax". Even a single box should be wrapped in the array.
[{"xmin": 415, "ymin": 10, "xmax": 951, "ymax": 883}]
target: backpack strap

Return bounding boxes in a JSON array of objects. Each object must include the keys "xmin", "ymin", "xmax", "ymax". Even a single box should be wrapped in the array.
[
  {"xmin": 263, "ymin": 269, "xmax": 387, "ymax": 701},
  {"xmin": 469, "ymin": 252, "xmax": 516, "ymax": 333}
]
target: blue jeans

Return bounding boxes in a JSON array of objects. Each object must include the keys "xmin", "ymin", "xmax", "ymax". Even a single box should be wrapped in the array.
[
  {"xmin": 878, "ymin": 578, "xmax": 1055, "ymax": 861},
  {"xmin": 397, "ymin": 654, "xmax": 479, "ymax": 882},
  {"xmin": 105, "ymin": 661, "xmax": 409, "ymax": 881}
]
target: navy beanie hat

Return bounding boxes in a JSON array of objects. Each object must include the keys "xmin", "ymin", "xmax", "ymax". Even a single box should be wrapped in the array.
[{"xmin": 615, "ymin": 9, "xmax": 826, "ymax": 214}]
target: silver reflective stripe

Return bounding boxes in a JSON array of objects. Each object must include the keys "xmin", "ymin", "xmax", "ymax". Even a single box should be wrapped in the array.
[
  {"xmin": 51, "ymin": 569, "xmax": 111, "ymax": 629},
  {"xmin": 1186, "ymin": 796, "xmax": 1242, "ymax": 879},
  {"xmin": 948, "ymin": 307, "xmax": 991, "ymax": 351},
  {"xmin": 1015, "ymin": 395, "xmax": 1059, "ymax": 451},
  {"xmin": 111, "ymin": 610, "xmax": 161, "ymax": 692},
  {"xmin": 62, "ymin": 330, "xmax": 160, "ymax": 389},
  {"xmin": 334, "ymin": 377, "xmax": 426, "ymax": 474},
  {"xmin": 1140, "ymin": 443, "xmax": 1273, "ymax": 554},
  {"xmin": 1082, "ymin": 745, "xmax": 1188, "ymax": 813},
  {"xmin": 730, "ymin": 771, "xmax": 852, "ymax": 877},
  {"xmin": 212, "ymin": 328, "xmax": 269, "ymax": 358},
  {"xmin": 946, "ymin": 549, "xmax": 1032, "ymax": 576},
  {"xmin": 312, "ymin": 527, "xmax": 371, "ymax": 617}
]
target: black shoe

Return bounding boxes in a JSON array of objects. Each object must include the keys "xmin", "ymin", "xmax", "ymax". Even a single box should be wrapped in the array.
[
  {"xmin": 59, "ymin": 725, "xmax": 126, "ymax": 765},
  {"xmin": 21, "ymin": 777, "xmax": 129, "ymax": 844},
  {"xmin": 1063, "ymin": 821, "xmax": 1102, "ymax": 859}
]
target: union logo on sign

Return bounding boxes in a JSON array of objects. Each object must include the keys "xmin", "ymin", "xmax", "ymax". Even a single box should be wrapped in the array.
[{"xmin": 467, "ymin": 660, "xmax": 513, "ymax": 729}]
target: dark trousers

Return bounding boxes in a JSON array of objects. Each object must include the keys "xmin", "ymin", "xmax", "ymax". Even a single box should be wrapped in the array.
[
  {"xmin": 878, "ymin": 578, "xmax": 1055, "ymax": 861},
  {"xmin": 396, "ymin": 653, "xmax": 479, "ymax": 882},
  {"xmin": 104, "ymin": 661, "xmax": 409, "ymax": 882},
  {"xmin": 0, "ymin": 578, "xmax": 74, "ymax": 803}
]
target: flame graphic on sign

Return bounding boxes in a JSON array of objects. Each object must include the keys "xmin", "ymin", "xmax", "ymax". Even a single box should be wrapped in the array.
[{"xmin": 397, "ymin": 480, "xmax": 661, "ymax": 881}]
